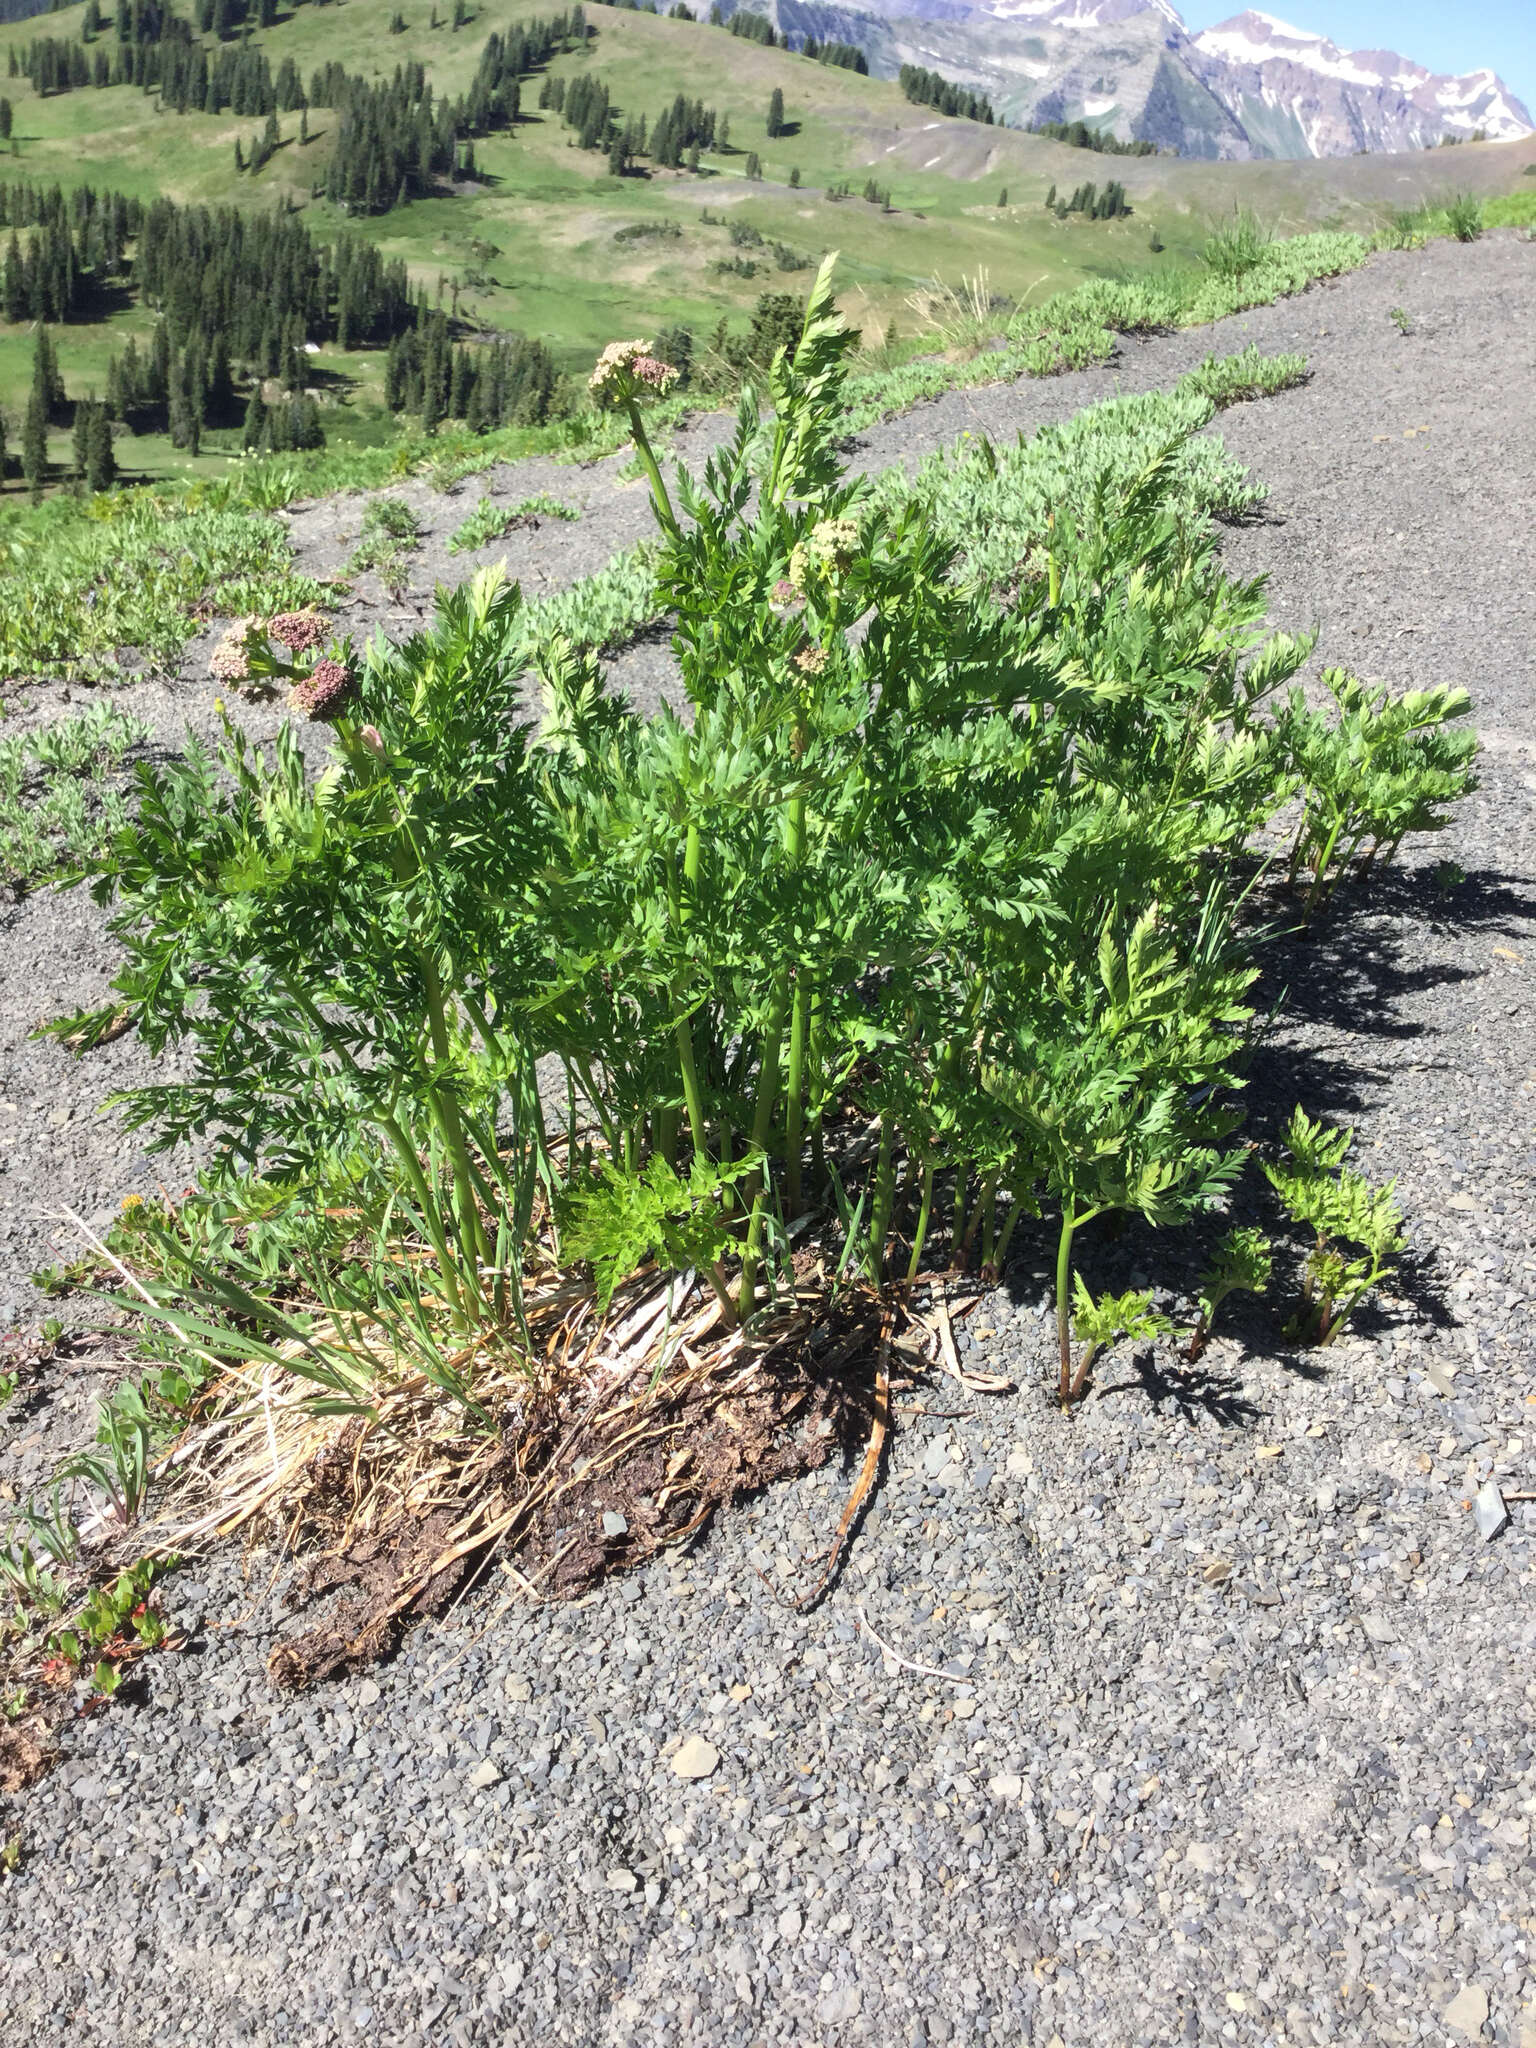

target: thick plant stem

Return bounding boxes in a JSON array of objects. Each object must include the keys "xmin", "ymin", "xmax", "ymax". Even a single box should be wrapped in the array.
[
  {"xmin": 624, "ymin": 402, "xmax": 681, "ymax": 543},
  {"xmin": 994, "ymin": 1196, "xmax": 1026, "ymax": 1275},
  {"xmin": 962, "ymin": 1173, "xmax": 997, "ymax": 1260},
  {"xmin": 868, "ymin": 1112, "xmax": 896, "ymax": 1284},
  {"xmin": 379, "ymin": 1113, "xmax": 471, "ymax": 1328},
  {"xmin": 1055, "ymin": 1209, "xmax": 1077, "ymax": 1402},
  {"xmin": 906, "ymin": 1159, "xmax": 935, "ymax": 1283},
  {"xmin": 418, "ymin": 949, "xmax": 491, "ymax": 1275},
  {"xmin": 782, "ymin": 785, "xmax": 809, "ymax": 1212},
  {"xmin": 653, "ymin": 1103, "xmax": 680, "ymax": 1170},
  {"xmin": 784, "ymin": 975, "xmax": 810, "ymax": 1214},
  {"xmin": 736, "ymin": 979, "xmax": 790, "ymax": 1320},
  {"xmin": 807, "ymin": 988, "xmax": 826, "ymax": 1194},
  {"xmin": 671, "ymin": 827, "xmax": 710, "ymax": 1163}
]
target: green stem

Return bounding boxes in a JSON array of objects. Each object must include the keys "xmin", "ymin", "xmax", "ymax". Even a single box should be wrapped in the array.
[
  {"xmin": 669, "ymin": 830, "xmax": 710, "ymax": 1164},
  {"xmin": 807, "ymin": 987, "xmax": 826, "ymax": 1194},
  {"xmin": 962, "ymin": 1173, "xmax": 997, "ymax": 1259},
  {"xmin": 378, "ymin": 1112, "xmax": 471, "ymax": 1329},
  {"xmin": 993, "ymin": 1195, "xmax": 1026, "ymax": 1275},
  {"xmin": 1067, "ymin": 1338, "xmax": 1101, "ymax": 1405},
  {"xmin": 653, "ymin": 1103, "xmax": 680, "ymax": 1170},
  {"xmin": 781, "ymin": 781, "xmax": 809, "ymax": 1213},
  {"xmin": 1055, "ymin": 1208, "xmax": 1077, "ymax": 1402},
  {"xmin": 868, "ymin": 1112, "xmax": 896, "ymax": 1285},
  {"xmin": 735, "ymin": 978, "xmax": 791, "ymax": 1320},
  {"xmin": 905, "ymin": 1158, "xmax": 935, "ymax": 1284},
  {"xmin": 624, "ymin": 399, "xmax": 681, "ymax": 543},
  {"xmin": 418, "ymin": 949, "xmax": 491, "ymax": 1275},
  {"xmin": 784, "ymin": 975, "xmax": 810, "ymax": 1214}
]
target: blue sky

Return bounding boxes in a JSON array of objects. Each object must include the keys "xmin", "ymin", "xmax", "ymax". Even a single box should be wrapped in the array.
[{"xmin": 1178, "ymin": 3, "xmax": 1536, "ymax": 117}]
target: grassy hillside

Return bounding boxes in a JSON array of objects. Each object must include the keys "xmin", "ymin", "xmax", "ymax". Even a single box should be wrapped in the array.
[{"xmin": 0, "ymin": 0, "xmax": 1528, "ymax": 484}]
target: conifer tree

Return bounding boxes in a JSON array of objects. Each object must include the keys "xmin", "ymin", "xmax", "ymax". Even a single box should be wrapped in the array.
[
  {"xmin": 2, "ymin": 231, "xmax": 23, "ymax": 323},
  {"xmin": 22, "ymin": 387, "xmax": 46, "ymax": 500},
  {"xmin": 766, "ymin": 87, "xmax": 783, "ymax": 138},
  {"xmin": 86, "ymin": 407, "xmax": 115, "ymax": 493},
  {"xmin": 744, "ymin": 150, "xmax": 761, "ymax": 179},
  {"xmin": 31, "ymin": 325, "xmax": 65, "ymax": 424},
  {"xmin": 241, "ymin": 386, "xmax": 266, "ymax": 449}
]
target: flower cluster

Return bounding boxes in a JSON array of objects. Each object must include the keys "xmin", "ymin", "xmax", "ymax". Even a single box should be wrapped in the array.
[
  {"xmin": 290, "ymin": 658, "xmax": 357, "ymax": 723},
  {"xmin": 787, "ymin": 517, "xmax": 862, "ymax": 592},
  {"xmin": 208, "ymin": 617, "xmax": 260, "ymax": 686},
  {"xmin": 268, "ymin": 610, "xmax": 329, "ymax": 655},
  {"xmin": 793, "ymin": 645, "xmax": 830, "ymax": 676},
  {"xmin": 588, "ymin": 339, "xmax": 680, "ymax": 407}
]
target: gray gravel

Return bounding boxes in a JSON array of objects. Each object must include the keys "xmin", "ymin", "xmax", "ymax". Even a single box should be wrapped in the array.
[{"xmin": 2, "ymin": 232, "xmax": 1535, "ymax": 2048}]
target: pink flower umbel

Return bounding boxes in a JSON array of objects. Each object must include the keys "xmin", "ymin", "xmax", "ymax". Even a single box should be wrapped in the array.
[
  {"xmin": 290, "ymin": 659, "xmax": 356, "ymax": 722},
  {"xmin": 268, "ymin": 610, "xmax": 329, "ymax": 655},
  {"xmin": 588, "ymin": 339, "xmax": 679, "ymax": 407}
]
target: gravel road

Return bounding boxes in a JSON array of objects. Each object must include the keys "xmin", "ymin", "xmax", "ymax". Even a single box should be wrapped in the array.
[{"xmin": 1, "ymin": 232, "xmax": 1533, "ymax": 2048}]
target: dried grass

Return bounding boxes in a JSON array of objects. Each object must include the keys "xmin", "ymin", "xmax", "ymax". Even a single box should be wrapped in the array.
[{"xmin": 131, "ymin": 1251, "xmax": 923, "ymax": 1685}]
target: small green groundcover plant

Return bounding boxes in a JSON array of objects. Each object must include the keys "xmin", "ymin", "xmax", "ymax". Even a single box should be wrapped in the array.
[
  {"xmin": 447, "ymin": 494, "xmax": 580, "ymax": 554},
  {"xmin": 2, "ymin": 260, "xmax": 1477, "ymax": 1620},
  {"xmin": 0, "ymin": 704, "xmax": 149, "ymax": 892}
]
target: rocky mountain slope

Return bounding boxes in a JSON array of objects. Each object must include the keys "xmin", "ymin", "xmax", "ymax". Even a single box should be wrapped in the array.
[{"xmin": 749, "ymin": 0, "xmax": 1533, "ymax": 158}]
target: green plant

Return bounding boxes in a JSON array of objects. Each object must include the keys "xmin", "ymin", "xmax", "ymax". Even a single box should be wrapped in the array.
[
  {"xmin": 1389, "ymin": 306, "xmax": 1412, "ymax": 335},
  {"xmin": 0, "ymin": 1372, "xmax": 15, "ymax": 1410},
  {"xmin": 1278, "ymin": 670, "xmax": 1479, "ymax": 917},
  {"xmin": 0, "ymin": 705, "xmax": 149, "ymax": 890},
  {"xmin": 43, "ymin": 1557, "xmax": 168, "ymax": 1696},
  {"xmin": 1444, "ymin": 193, "xmax": 1483, "ymax": 243},
  {"xmin": 362, "ymin": 497, "xmax": 421, "ymax": 541},
  {"xmin": 1187, "ymin": 1225, "xmax": 1271, "ymax": 1359},
  {"xmin": 1064, "ymin": 1278, "xmax": 1173, "ymax": 1402},
  {"xmin": 446, "ymin": 493, "xmax": 579, "ymax": 554},
  {"xmin": 1, "ymin": 1836, "xmax": 20, "ymax": 1875},
  {"xmin": 346, "ymin": 533, "xmax": 417, "ymax": 600},
  {"xmin": 1264, "ymin": 1107, "xmax": 1406, "ymax": 1346},
  {"xmin": 28, "ymin": 1258, "xmax": 94, "ymax": 1298},
  {"xmin": 64, "ymin": 260, "xmax": 1474, "ymax": 1453},
  {"xmin": 1201, "ymin": 210, "xmax": 1273, "ymax": 279}
]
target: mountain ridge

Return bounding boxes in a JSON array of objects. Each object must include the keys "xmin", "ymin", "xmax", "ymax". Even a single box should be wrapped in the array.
[{"xmin": 727, "ymin": 0, "xmax": 1533, "ymax": 159}]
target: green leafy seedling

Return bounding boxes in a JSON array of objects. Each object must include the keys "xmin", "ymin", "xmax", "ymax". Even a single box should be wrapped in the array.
[
  {"xmin": 1264, "ymin": 1106, "xmax": 1406, "ymax": 1346},
  {"xmin": 1063, "ymin": 1277, "xmax": 1173, "ymax": 1403},
  {"xmin": 1187, "ymin": 1226, "xmax": 1271, "ymax": 1360}
]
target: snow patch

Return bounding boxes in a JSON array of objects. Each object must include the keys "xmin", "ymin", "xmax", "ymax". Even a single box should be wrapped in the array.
[{"xmin": 1081, "ymin": 94, "xmax": 1117, "ymax": 115}]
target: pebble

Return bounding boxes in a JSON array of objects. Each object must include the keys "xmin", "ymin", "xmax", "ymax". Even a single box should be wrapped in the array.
[
  {"xmin": 1473, "ymin": 1481, "xmax": 1509, "ymax": 1542},
  {"xmin": 669, "ymin": 1734, "xmax": 719, "ymax": 1781}
]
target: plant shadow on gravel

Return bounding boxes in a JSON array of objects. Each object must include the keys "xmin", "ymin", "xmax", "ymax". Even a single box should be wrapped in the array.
[{"xmin": 1098, "ymin": 1349, "xmax": 1265, "ymax": 1428}]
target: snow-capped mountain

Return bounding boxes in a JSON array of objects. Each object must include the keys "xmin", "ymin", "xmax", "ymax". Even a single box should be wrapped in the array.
[
  {"xmin": 746, "ymin": 0, "xmax": 1532, "ymax": 158},
  {"xmin": 1187, "ymin": 10, "xmax": 1533, "ymax": 156}
]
